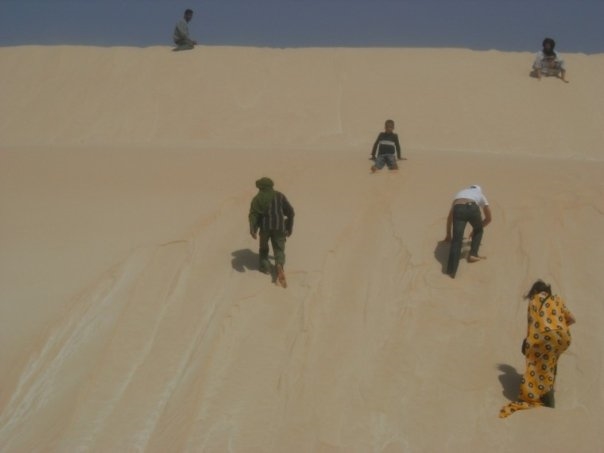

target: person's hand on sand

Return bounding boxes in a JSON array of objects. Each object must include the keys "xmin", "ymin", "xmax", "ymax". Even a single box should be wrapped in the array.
[{"xmin": 251, "ymin": 232, "xmax": 257, "ymax": 239}]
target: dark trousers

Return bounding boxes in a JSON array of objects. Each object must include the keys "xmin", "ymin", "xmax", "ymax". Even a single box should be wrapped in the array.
[
  {"xmin": 259, "ymin": 230, "xmax": 286, "ymax": 271},
  {"xmin": 447, "ymin": 203, "xmax": 483, "ymax": 277}
]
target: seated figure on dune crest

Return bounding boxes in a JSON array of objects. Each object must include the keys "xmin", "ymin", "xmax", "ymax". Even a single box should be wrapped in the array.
[
  {"xmin": 173, "ymin": 9, "xmax": 197, "ymax": 51},
  {"xmin": 499, "ymin": 280, "xmax": 576, "ymax": 418},
  {"xmin": 531, "ymin": 37, "xmax": 568, "ymax": 82},
  {"xmin": 370, "ymin": 119, "xmax": 403, "ymax": 173}
]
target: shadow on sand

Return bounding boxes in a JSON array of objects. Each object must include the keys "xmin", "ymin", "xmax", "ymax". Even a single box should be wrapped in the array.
[
  {"xmin": 497, "ymin": 363, "xmax": 523, "ymax": 401},
  {"xmin": 231, "ymin": 249, "xmax": 280, "ymax": 284},
  {"xmin": 434, "ymin": 239, "xmax": 474, "ymax": 274},
  {"xmin": 433, "ymin": 240, "xmax": 450, "ymax": 274},
  {"xmin": 231, "ymin": 249, "xmax": 260, "ymax": 273}
]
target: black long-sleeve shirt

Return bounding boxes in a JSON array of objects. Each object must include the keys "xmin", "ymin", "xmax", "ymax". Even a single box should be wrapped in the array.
[{"xmin": 371, "ymin": 132, "xmax": 402, "ymax": 159}]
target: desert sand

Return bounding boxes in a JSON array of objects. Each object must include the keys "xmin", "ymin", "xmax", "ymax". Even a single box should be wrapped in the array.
[{"xmin": 1, "ymin": 46, "xmax": 603, "ymax": 452}]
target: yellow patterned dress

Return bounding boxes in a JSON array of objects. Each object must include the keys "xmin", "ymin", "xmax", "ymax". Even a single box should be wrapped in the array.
[{"xmin": 499, "ymin": 293, "xmax": 574, "ymax": 418}]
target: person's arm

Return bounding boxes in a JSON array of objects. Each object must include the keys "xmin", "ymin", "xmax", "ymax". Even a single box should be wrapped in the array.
[
  {"xmin": 562, "ymin": 302, "xmax": 576, "ymax": 326},
  {"xmin": 395, "ymin": 134, "xmax": 402, "ymax": 160},
  {"xmin": 370, "ymin": 134, "xmax": 381, "ymax": 159},
  {"xmin": 482, "ymin": 205, "xmax": 492, "ymax": 227},
  {"xmin": 444, "ymin": 207, "xmax": 453, "ymax": 242},
  {"xmin": 533, "ymin": 53, "xmax": 543, "ymax": 79},
  {"xmin": 522, "ymin": 301, "xmax": 533, "ymax": 355},
  {"xmin": 249, "ymin": 203, "xmax": 260, "ymax": 239},
  {"xmin": 283, "ymin": 196, "xmax": 295, "ymax": 237}
]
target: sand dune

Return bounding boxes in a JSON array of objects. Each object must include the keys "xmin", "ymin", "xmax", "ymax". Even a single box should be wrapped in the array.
[
  {"xmin": 1, "ymin": 46, "xmax": 603, "ymax": 451},
  {"xmin": 2, "ymin": 46, "xmax": 604, "ymax": 158}
]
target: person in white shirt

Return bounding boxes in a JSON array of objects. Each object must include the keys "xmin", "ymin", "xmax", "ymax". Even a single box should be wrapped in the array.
[
  {"xmin": 532, "ymin": 37, "xmax": 568, "ymax": 83},
  {"xmin": 444, "ymin": 185, "xmax": 492, "ymax": 278}
]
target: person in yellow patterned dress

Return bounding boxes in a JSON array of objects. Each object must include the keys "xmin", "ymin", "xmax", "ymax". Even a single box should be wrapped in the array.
[{"xmin": 499, "ymin": 280, "xmax": 576, "ymax": 418}]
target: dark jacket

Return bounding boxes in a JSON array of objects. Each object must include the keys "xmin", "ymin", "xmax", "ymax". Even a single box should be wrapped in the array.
[
  {"xmin": 249, "ymin": 191, "xmax": 295, "ymax": 235},
  {"xmin": 371, "ymin": 132, "xmax": 402, "ymax": 159}
]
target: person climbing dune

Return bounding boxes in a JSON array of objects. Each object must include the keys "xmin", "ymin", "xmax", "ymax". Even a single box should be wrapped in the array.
[{"xmin": 249, "ymin": 177, "xmax": 295, "ymax": 287}]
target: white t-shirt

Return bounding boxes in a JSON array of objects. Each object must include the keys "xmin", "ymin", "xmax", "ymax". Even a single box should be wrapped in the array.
[{"xmin": 453, "ymin": 186, "xmax": 489, "ymax": 207}]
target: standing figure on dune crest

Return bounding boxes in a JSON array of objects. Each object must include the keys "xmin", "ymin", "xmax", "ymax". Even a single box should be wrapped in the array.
[
  {"xmin": 532, "ymin": 37, "xmax": 568, "ymax": 83},
  {"xmin": 500, "ymin": 280, "xmax": 576, "ymax": 418},
  {"xmin": 249, "ymin": 177, "xmax": 294, "ymax": 287},
  {"xmin": 444, "ymin": 185, "xmax": 492, "ymax": 278},
  {"xmin": 370, "ymin": 119, "xmax": 403, "ymax": 173},
  {"xmin": 173, "ymin": 9, "xmax": 197, "ymax": 51}
]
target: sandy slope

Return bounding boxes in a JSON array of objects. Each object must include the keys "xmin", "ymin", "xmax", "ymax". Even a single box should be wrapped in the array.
[
  {"xmin": 0, "ymin": 46, "xmax": 603, "ymax": 452},
  {"xmin": 1, "ymin": 46, "xmax": 604, "ymax": 158}
]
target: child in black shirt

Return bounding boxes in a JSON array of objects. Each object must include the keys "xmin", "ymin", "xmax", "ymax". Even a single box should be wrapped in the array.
[{"xmin": 370, "ymin": 119, "xmax": 403, "ymax": 173}]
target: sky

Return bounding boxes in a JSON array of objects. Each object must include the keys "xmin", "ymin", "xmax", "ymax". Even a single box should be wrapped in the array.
[{"xmin": 0, "ymin": 0, "xmax": 602, "ymax": 53}]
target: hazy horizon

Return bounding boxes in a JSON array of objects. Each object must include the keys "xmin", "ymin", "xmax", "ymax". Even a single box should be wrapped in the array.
[{"xmin": 0, "ymin": 0, "xmax": 603, "ymax": 53}]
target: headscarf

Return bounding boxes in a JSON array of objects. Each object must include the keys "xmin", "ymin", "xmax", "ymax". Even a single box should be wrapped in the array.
[
  {"xmin": 255, "ymin": 177, "xmax": 274, "ymax": 191},
  {"xmin": 250, "ymin": 177, "xmax": 276, "ymax": 217},
  {"xmin": 542, "ymin": 38, "xmax": 556, "ymax": 57}
]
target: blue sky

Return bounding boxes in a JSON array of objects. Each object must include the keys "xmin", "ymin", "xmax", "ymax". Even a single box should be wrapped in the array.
[{"xmin": 0, "ymin": 0, "xmax": 602, "ymax": 53}]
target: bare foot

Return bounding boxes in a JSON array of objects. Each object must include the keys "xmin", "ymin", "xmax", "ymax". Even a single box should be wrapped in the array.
[
  {"xmin": 467, "ymin": 255, "xmax": 486, "ymax": 263},
  {"xmin": 276, "ymin": 265, "xmax": 287, "ymax": 288},
  {"xmin": 370, "ymin": 166, "xmax": 377, "ymax": 173}
]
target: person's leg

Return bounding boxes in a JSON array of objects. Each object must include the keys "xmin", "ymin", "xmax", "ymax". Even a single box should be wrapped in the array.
[
  {"xmin": 174, "ymin": 39, "xmax": 194, "ymax": 51},
  {"xmin": 258, "ymin": 231, "xmax": 271, "ymax": 273},
  {"xmin": 515, "ymin": 340, "xmax": 550, "ymax": 408},
  {"xmin": 372, "ymin": 155, "xmax": 386, "ymax": 172},
  {"xmin": 446, "ymin": 205, "xmax": 467, "ymax": 277},
  {"xmin": 499, "ymin": 342, "xmax": 547, "ymax": 418},
  {"xmin": 540, "ymin": 388, "xmax": 555, "ymax": 408},
  {"xmin": 385, "ymin": 154, "xmax": 398, "ymax": 170},
  {"xmin": 557, "ymin": 64, "xmax": 568, "ymax": 82},
  {"xmin": 270, "ymin": 231, "xmax": 286, "ymax": 268},
  {"xmin": 541, "ymin": 330, "xmax": 571, "ymax": 407},
  {"xmin": 534, "ymin": 67, "xmax": 542, "ymax": 79},
  {"xmin": 467, "ymin": 205, "xmax": 484, "ymax": 259},
  {"xmin": 270, "ymin": 231, "xmax": 287, "ymax": 286}
]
